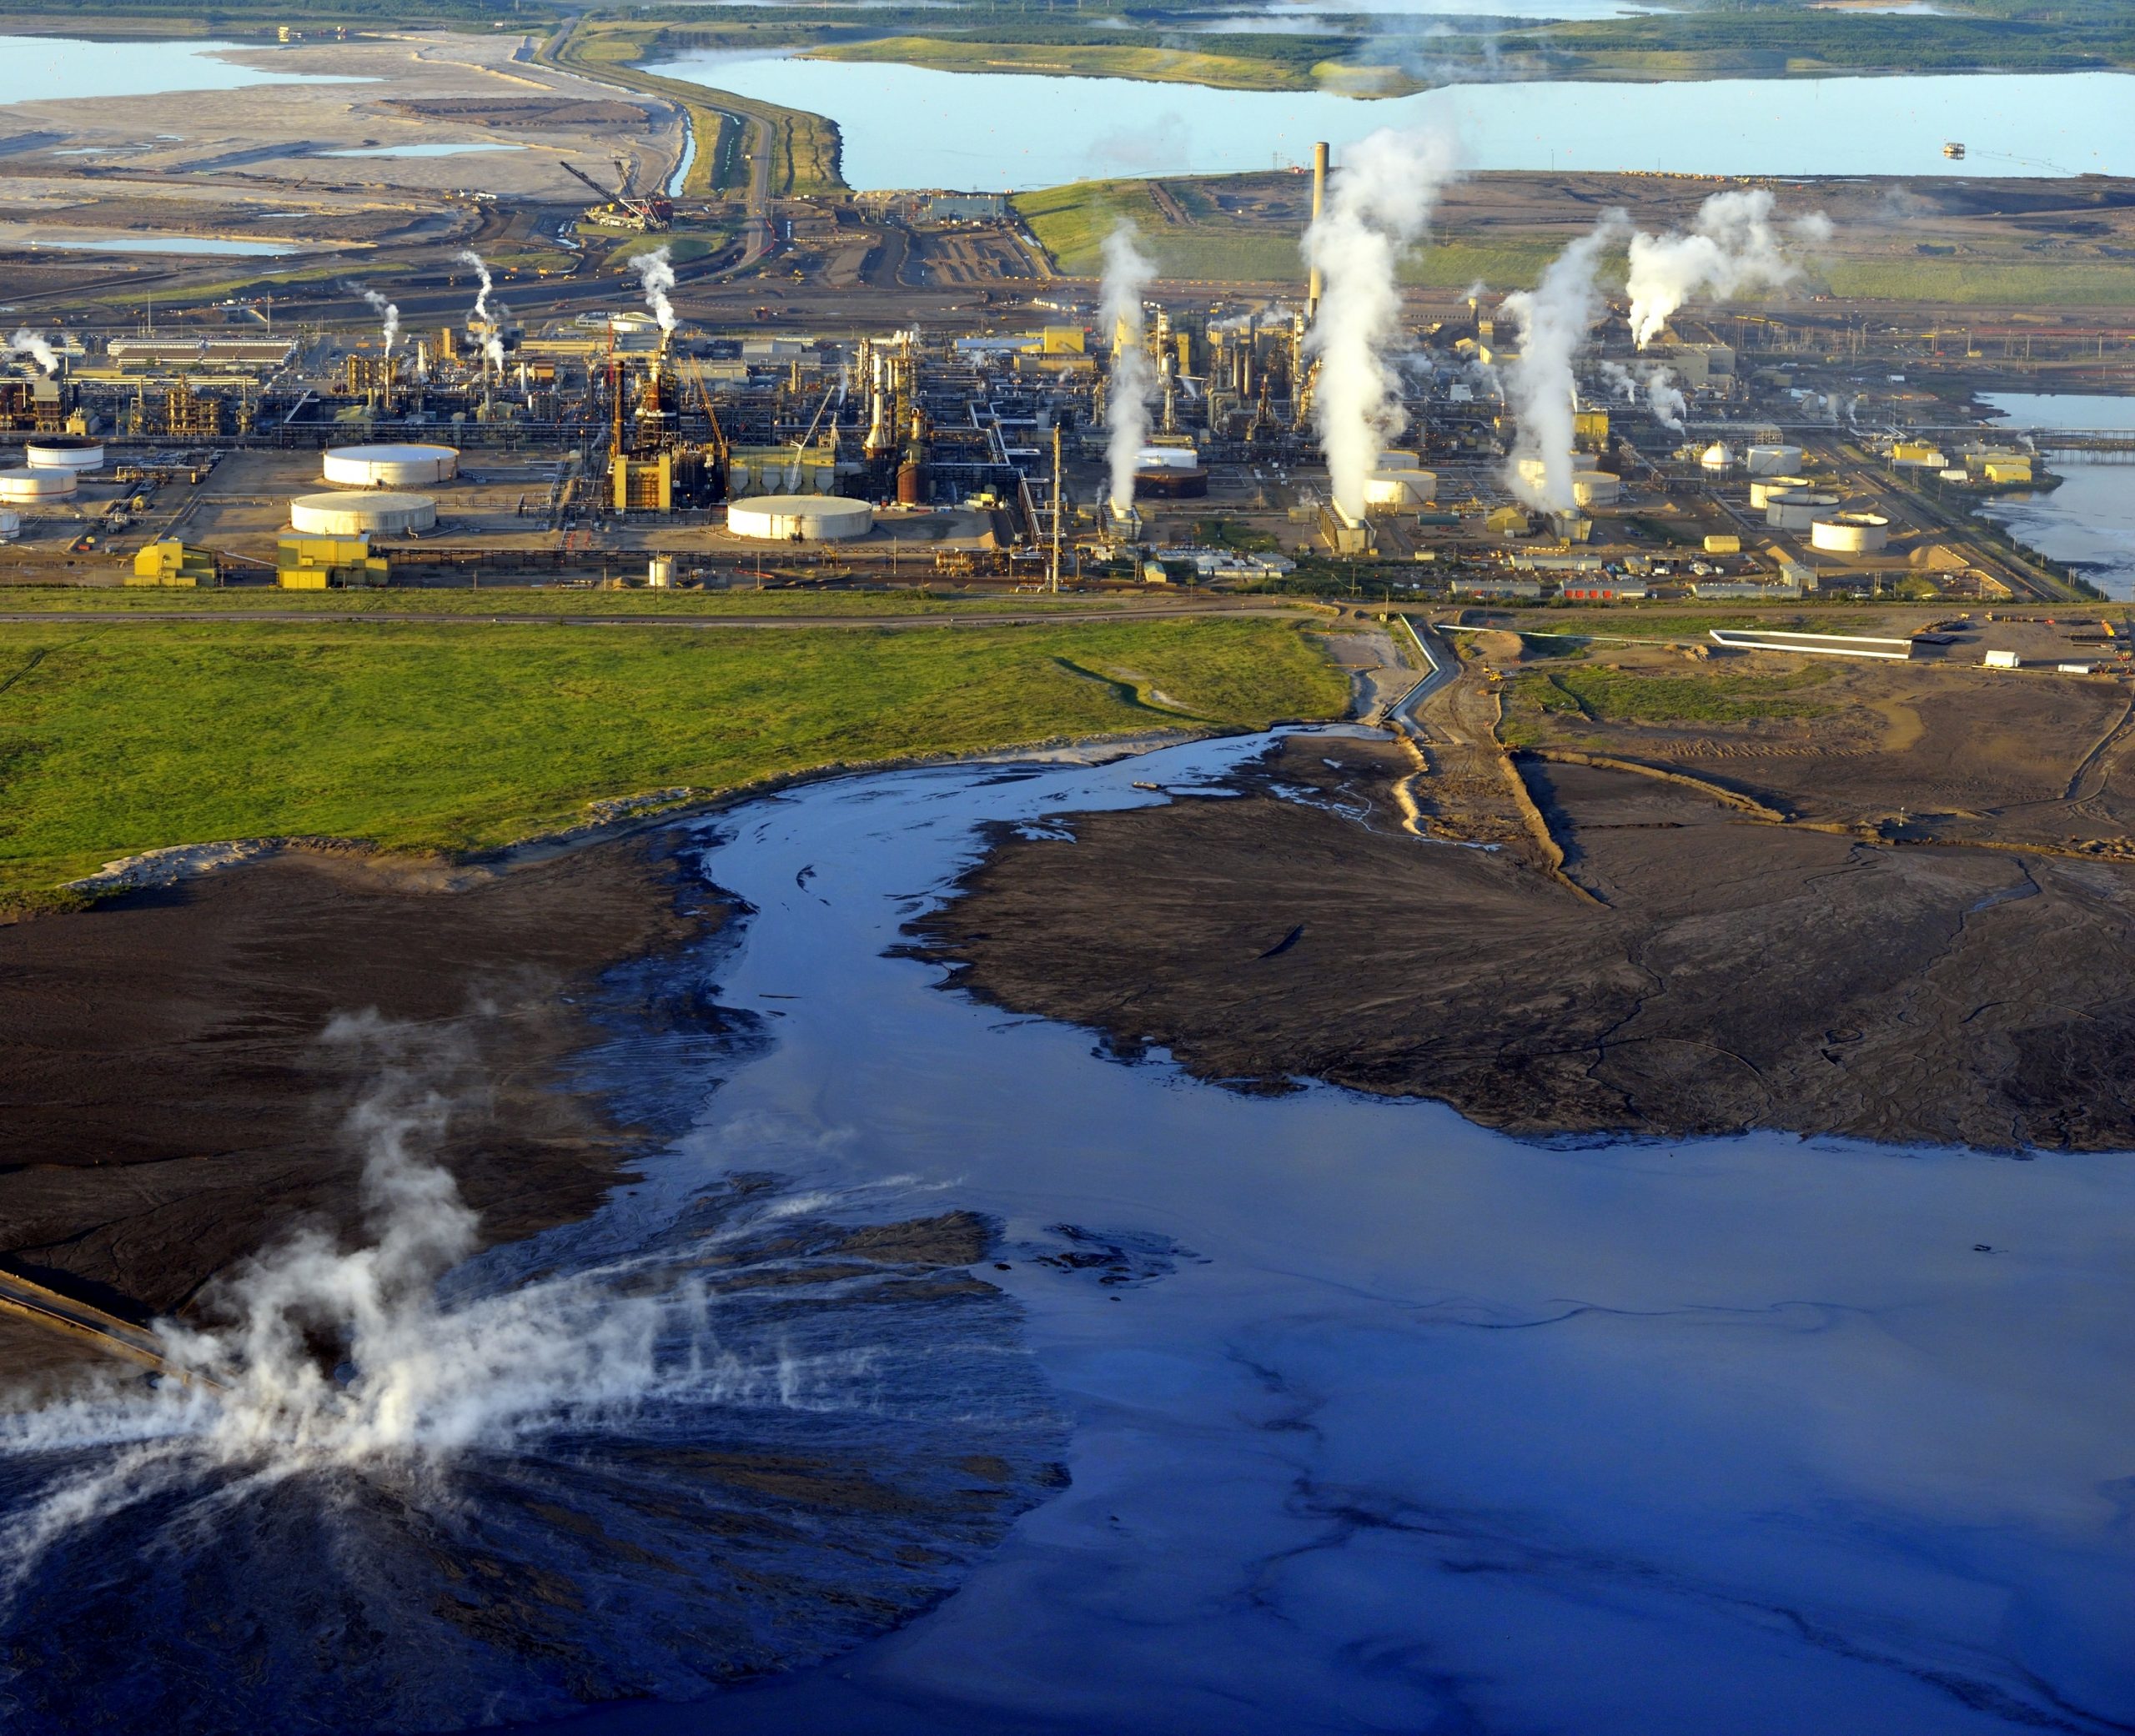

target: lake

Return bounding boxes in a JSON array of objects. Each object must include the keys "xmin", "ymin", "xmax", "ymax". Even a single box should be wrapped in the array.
[
  {"xmin": 646, "ymin": 53, "xmax": 2135, "ymax": 186},
  {"xmin": 5, "ymin": 731, "xmax": 2134, "ymax": 1733},
  {"xmin": 1977, "ymin": 393, "xmax": 2135, "ymax": 602},
  {"xmin": 0, "ymin": 36, "xmax": 358, "ymax": 106},
  {"xmin": 0, "ymin": 228, "xmax": 299, "ymax": 256}
]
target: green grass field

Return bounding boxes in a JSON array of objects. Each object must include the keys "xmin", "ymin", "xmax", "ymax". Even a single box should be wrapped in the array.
[
  {"xmin": 1509, "ymin": 663, "xmax": 1836, "ymax": 734},
  {"xmin": 0, "ymin": 615, "xmax": 1344, "ymax": 908},
  {"xmin": 0, "ymin": 588, "xmax": 1163, "ymax": 616}
]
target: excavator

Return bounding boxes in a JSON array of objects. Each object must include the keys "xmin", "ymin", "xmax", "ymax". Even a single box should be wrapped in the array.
[{"xmin": 560, "ymin": 157, "xmax": 673, "ymax": 233}]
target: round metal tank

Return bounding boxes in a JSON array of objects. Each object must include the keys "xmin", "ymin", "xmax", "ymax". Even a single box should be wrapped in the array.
[
  {"xmin": 646, "ymin": 555, "xmax": 675, "ymax": 589},
  {"xmin": 1572, "ymin": 471, "xmax": 1622, "ymax": 508},
  {"xmin": 1749, "ymin": 474, "xmax": 1813, "ymax": 510},
  {"xmin": 322, "ymin": 443, "xmax": 459, "ymax": 488},
  {"xmin": 23, "ymin": 436, "xmax": 103, "ymax": 474},
  {"xmin": 289, "ymin": 490, "xmax": 437, "ymax": 536},
  {"xmin": 0, "ymin": 467, "xmax": 76, "ymax": 502},
  {"xmin": 1377, "ymin": 449, "xmax": 1422, "ymax": 472},
  {"xmin": 0, "ymin": 508, "xmax": 18, "ymax": 540},
  {"xmin": 1700, "ymin": 442, "xmax": 1736, "ymax": 473},
  {"xmin": 1571, "ymin": 451, "xmax": 1600, "ymax": 472},
  {"xmin": 1811, "ymin": 511, "xmax": 1892, "ymax": 555},
  {"xmin": 1364, "ymin": 469, "xmax": 1437, "ymax": 510},
  {"xmin": 1746, "ymin": 444, "xmax": 1805, "ymax": 476},
  {"xmin": 1766, "ymin": 489, "xmax": 1840, "ymax": 531},
  {"xmin": 727, "ymin": 494, "xmax": 874, "ymax": 542}
]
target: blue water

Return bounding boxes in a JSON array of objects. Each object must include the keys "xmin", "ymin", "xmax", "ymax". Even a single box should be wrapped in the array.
[
  {"xmin": 0, "ymin": 35, "xmax": 360, "ymax": 104},
  {"xmin": 1977, "ymin": 393, "xmax": 2135, "ymax": 601},
  {"xmin": 646, "ymin": 54, "xmax": 2134, "ymax": 186},
  {"xmin": 0, "ymin": 232, "xmax": 297, "ymax": 256},
  {"xmin": 321, "ymin": 143, "xmax": 525, "ymax": 158}
]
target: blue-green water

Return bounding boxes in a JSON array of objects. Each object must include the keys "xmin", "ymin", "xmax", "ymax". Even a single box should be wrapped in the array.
[{"xmin": 0, "ymin": 35, "xmax": 359, "ymax": 104}]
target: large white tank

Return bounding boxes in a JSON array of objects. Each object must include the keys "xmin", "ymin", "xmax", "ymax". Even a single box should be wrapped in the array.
[
  {"xmin": 1811, "ymin": 511, "xmax": 1892, "ymax": 555},
  {"xmin": 322, "ymin": 443, "xmax": 459, "ymax": 488},
  {"xmin": 0, "ymin": 508, "xmax": 18, "ymax": 540},
  {"xmin": 1700, "ymin": 442, "xmax": 1736, "ymax": 474},
  {"xmin": 1766, "ymin": 489, "xmax": 1840, "ymax": 531},
  {"xmin": 289, "ymin": 490, "xmax": 437, "ymax": 536},
  {"xmin": 1134, "ymin": 445, "xmax": 1200, "ymax": 471},
  {"xmin": 23, "ymin": 436, "xmax": 103, "ymax": 474},
  {"xmin": 1363, "ymin": 468, "xmax": 1437, "ymax": 510},
  {"xmin": 1377, "ymin": 449, "xmax": 1422, "ymax": 472},
  {"xmin": 1745, "ymin": 444, "xmax": 1804, "ymax": 476},
  {"xmin": 1572, "ymin": 471, "xmax": 1622, "ymax": 508},
  {"xmin": 1750, "ymin": 474, "xmax": 1813, "ymax": 510},
  {"xmin": 727, "ymin": 494, "xmax": 873, "ymax": 542},
  {"xmin": 0, "ymin": 467, "xmax": 75, "ymax": 502}
]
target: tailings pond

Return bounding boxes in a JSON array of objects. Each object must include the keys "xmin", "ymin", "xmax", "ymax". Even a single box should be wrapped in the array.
[
  {"xmin": 7, "ymin": 731, "xmax": 2131, "ymax": 1735},
  {"xmin": 645, "ymin": 54, "xmax": 2135, "ymax": 185},
  {"xmin": 0, "ymin": 36, "xmax": 359, "ymax": 105},
  {"xmin": 1978, "ymin": 393, "xmax": 2135, "ymax": 602}
]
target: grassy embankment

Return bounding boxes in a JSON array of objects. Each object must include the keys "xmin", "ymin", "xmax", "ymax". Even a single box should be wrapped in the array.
[
  {"xmin": 0, "ymin": 615, "xmax": 1345, "ymax": 911},
  {"xmin": 1500, "ymin": 663, "xmax": 1837, "ymax": 746},
  {"xmin": 1017, "ymin": 177, "xmax": 2135, "ymax": 305},
  {"xmin": 1017, "ymin": 178, "xmax": 1556, "ymax": 286},
  {"xmin": 805, "ymin": 31, "xmax": 1349, "ymax": 93}
]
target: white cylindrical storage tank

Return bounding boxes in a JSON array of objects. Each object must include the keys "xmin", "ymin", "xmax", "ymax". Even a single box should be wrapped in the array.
[
  {"xmin": 1571, "ymin": 450, "xmax": 1600, "ymax": 472},
  {"xmin": 726, "ymin": 494, "xmax": 873, "ymax": 542},
  {"xmin": 321, "ymin": 443, "xmax": 459, "ymax": 488},
  {"xmin": 1750, "ymin": 474, "xmax": 1813, "ymax": 510},
  {"xmin": 1745, "ymin": 444, "xmax": 1804, "ymax": 476},
  {"xmin": 23, "ymin": 436, "xmax": 103, "ymax": 474},
  {"xmin": 0, "ymin": 508, "xmax": 18, "ymax": 541},
  {"xmin": 0, "ymin": 467, "xmax": 75, "ymax": 502},
  {"xmin": 1377, "ymin": 449, "xmax": 1421, "ymax": 472},
  {"xmin": 646, "ymin": 555, "xmax": 675, "ymax": 589},
  {"xmin": 1811, "ymin": 511, "xmax": 1891, "ymax": 555},
  {"xmin": 1700, "ymin": 442, "xmax": 1736, "ymax": 474},
  {"xmin": 1766, "ymin": 489, "xmax": 1840, "ymax": 531},
  {"xmin": 1134, "ymin": 445, "xmax": 1199, "ymax": 472},
  {"xmin": 289, "ymin": 490, "xmax": 437, "ymax": 536},
  {"xmin": 1572, "ymin": 471, "xmax": 1622, "ymax": 508},
  {"xmin": 1363, "ymin": 469, "xmax": 1436, "ymax": 510},
  {"xmin": 1940, "ymin": 468, "xmax": 1970, "ymax": 483}
]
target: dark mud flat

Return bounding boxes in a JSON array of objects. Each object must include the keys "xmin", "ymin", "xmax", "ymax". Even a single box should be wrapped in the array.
[
  {"xmin": 913, "ymin": 734, "xmax": 2135, "ymax": 1151},
  {"xmin": 0, "ymin": 836, "xmax": 716, "ymax": 1373}
]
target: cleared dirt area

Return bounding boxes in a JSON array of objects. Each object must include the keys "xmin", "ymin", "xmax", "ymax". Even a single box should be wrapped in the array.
[
  {"xmin": 0, "ymin": 833, "xmax": 715, "ymax": 1367},
  {"xmin": 916, "ymin": 641, "xmax": 2135, "ymax": 1151}
]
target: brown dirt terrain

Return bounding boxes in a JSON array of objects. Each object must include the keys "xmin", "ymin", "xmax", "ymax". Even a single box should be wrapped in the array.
[
  {"xmin": 914, "ymin": 703, "xmax": 2135, "ymax": 1151},
  {"xmin": 0, "ymin": 835, "xmax": 716, "ymax": 1372}
]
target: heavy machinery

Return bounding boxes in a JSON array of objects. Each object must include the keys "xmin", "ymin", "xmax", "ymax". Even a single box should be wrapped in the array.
[{"xmin": 560, "ymin": 158, "xmax": 673, "ymax": 234}]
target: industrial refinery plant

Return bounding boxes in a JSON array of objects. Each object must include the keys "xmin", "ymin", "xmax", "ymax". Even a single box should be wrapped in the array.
[{"xmin": 0, "ymin": 145, "xmax": 2107, "ymax": 609}]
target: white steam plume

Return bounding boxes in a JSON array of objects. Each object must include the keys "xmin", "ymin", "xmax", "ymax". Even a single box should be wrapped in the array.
[
  {"xmin": 627, "ymin": 244, "xmax": 677, "ymax": 335},
  {"xmin": 1502, "ymin": 213, "xmax": 1627, "ymax": 513},
  {"xmin": 0, "ymin": 1012, "xmax": 878, "ymax": 1605},
  {"xmin": 483, "ymin": 336, "xmax": 505, "ymax": 376},
  {"xmin": 1098, "ymin": 219, "xmax": 1157, "ymax": 516},
  {"xmin": 1645, "ymin": 365, "xmax": 1688, "ymax": 430},
  {"xmin": 360, "ymin": 289, "xmax": 399, "ymax": 357},
  {"xmin": 8, "ymin": 329, "xmax": 58, "ymax": 375},
  {"xmin": 455, "ymin": 249, "xmax": 494, "ymax": 323},
  {"xmin": 1625, "ymin": 189, "xmax": 1831, "ymax": 349},
  {"xmin": 1599, "ymin": 359, "xmax": 1637, "ymax": 406},
  {"xmin": 1302, "ymin": 125, "xmax": 1464, "ymax": 519}
]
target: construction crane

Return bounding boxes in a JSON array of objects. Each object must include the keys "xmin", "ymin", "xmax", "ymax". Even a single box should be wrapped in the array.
[{"xmin": 559, "ymin": 158, "xmax": 672, "ymax": 233}]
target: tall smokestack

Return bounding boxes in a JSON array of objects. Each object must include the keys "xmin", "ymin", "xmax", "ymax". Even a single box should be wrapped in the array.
[
  {"xmin": 1301, "ymin": 125, "xmax": 1463, "ymax": 521},
  {"xmin": 1306, "ymin": 141, "xmax": 1329, "ymax": 319}
]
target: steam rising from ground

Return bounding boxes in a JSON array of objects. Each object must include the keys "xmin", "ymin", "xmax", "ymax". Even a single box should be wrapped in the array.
[
  {"xmin": 8, "ymin": 329, "xmax": 58, "ymax": 375},
  {"xmin": 359, "ymin": 290, "xmax": 399, "ymax": 358},
  {"xmin": 628, "ymin": 244, "xmax": 678, "ymax": 334},
  {"xmin": 1302, "ymin": 125, "xmax": 1464, "ymax": 519},
  {"xmin": 455, "ymin": 249, "xmax": 494, "ymax": 323},
  {"xmin": 0, "ymin": 1011, "xmax": 1061, "ymax": 1732},
  {"xmin": 1098, "ymin": 220, "xmax": 1157, "ymax": 515},
  {"xmin": 1626, "ymin": 189, "xmax": 1832, "ymax": 349},
  {"xmin": 1501, "ymin": 213, "xmax": 1626, "ymax": 512}
]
